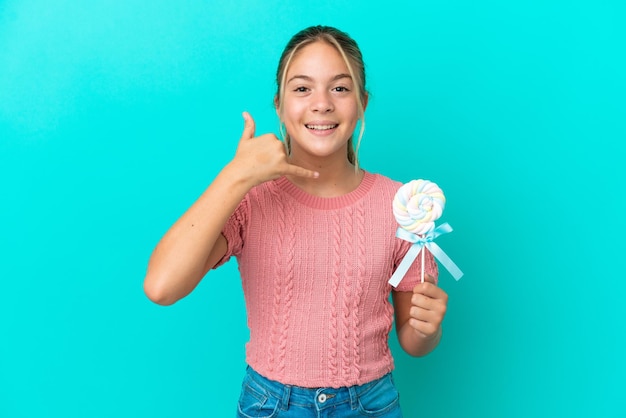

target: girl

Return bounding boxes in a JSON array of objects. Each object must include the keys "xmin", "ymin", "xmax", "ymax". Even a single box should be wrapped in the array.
[{"xmin": 144, "ymin": 25, "xmax": 448, "ymax": 417}]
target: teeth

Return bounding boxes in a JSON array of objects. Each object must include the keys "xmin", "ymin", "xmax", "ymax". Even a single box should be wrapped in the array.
[{"xmin": 306, "ymin": 124, "xmax": 337, "ymax": 130}]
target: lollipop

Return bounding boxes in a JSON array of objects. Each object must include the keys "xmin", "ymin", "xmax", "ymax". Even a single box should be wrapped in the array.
[
  {"xmin": 393, "ymin": 179, "xmax": 445, "ymax": 236},
  {"xmin": 389, "ymin": 179, "xmax": 463, "ymax": 287}
]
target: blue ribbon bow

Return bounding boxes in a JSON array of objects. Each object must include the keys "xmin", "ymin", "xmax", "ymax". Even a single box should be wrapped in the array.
[{"xmin": 388, "ymin": 222, "xmax": 463, "ymax": 287}]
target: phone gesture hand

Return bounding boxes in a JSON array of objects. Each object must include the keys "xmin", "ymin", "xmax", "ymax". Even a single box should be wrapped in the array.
[{"xmin": 233, "ymin": 112, "xmax": 319, "ymax": 186}]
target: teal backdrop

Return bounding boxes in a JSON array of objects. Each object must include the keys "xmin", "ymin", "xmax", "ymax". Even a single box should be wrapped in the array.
[{"xmin": 1, "ymin": 0, "xmax": 625, "ymax": 417}]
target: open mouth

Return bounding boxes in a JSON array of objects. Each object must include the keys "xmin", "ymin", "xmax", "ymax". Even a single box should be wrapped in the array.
[{"xmin": 305, "ymin": 124, "xmax": 338, "ymax": 131}]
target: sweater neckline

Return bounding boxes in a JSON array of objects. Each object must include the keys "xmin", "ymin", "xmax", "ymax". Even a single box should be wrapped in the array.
[{"xmin": 275, "ymin": 171, "xmax": 377, "ymax": 210}]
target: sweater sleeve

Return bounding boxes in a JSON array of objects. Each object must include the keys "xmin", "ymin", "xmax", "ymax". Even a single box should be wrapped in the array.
[
  {"xmin": 212, "ymin": 194, "xmax": 249, "ymax": 269},
  {"xmin": 392, "ymin": 239, "xmax": 439, "ymax": 292}
]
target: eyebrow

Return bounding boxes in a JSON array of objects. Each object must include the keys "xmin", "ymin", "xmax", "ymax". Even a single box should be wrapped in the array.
[{"xmin": 286, "ymin": 73, "xmax": 353, "ymax": 84}]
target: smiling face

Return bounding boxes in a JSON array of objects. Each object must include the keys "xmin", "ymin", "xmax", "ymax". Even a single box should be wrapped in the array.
[{"xmin": 278, "ymin": 41, "xmax": 362, "ymax": 165}]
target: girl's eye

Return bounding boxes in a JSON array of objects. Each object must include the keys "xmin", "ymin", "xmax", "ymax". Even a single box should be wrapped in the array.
[
  {"xmin": 333, "ymin": 86, "xmax": 350, "ymax": 93},
  {"xmin": 294, "ymin": 86, "xmax": 309, "ymax": 92}
]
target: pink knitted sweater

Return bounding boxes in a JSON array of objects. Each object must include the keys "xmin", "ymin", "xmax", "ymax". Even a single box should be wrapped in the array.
[{"xmin": 217, "ymin": 171, "xmax": 438, "ymax": 388}]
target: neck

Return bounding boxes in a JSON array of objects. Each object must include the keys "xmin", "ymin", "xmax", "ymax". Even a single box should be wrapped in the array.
[{"xmin": 286, "ymin": 155, "xmax": 363, "ymax": 197}]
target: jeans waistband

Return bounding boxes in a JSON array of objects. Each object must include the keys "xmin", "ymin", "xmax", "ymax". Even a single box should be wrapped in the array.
[{"xmin": 244, "ymin": 366, "xmax": 391, "ymax": 411}]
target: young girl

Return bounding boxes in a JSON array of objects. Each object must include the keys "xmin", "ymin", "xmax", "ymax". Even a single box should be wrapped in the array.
[{"xmin": 144, "ymin": 25, "xmax": 448, "ymax": 417}]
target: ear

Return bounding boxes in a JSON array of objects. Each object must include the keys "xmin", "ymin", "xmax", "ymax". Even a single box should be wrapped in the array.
[
  {"xmin": 363, "ymin": 92, "xmax": 369, "ymax": 112},
  {"xmin": 274, "ymin": 95, "xmax": 280, "ymax": 116}
]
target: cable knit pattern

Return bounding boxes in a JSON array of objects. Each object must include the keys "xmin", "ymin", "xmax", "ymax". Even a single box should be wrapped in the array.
[
  {"xmin": 352, "ymin": 199, "xmax": 366, "ymax": 381},
  {"xmin": 341, "ymin": 206, "xmax": 354, "ymax": 380},
  {"xmin": 328, "ymin": 210, "xmax": 341, "ymax": 378},
  {"xmin": 277, "ymin": 198, "xmax": 296, "ymax": 375},
  {"xmin": 217, "ymin": 172, "xmax": 439, "ymax": 388},
  {"xmin": 267, "ymin": 186, "xmax": 284, "ymax": 373}
]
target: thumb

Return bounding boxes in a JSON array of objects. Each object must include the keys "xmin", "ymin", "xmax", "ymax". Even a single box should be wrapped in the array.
[
  {"xmin": 424, "ymin": 273, "xmax": 437, "ymax": 285},
  {"xmin": 240, "ymin": 111, "xmax": 256, "ymax": 141},
  {"xmin": 413, "ymin": 273, "xmax": 437, "ymax": 294}
]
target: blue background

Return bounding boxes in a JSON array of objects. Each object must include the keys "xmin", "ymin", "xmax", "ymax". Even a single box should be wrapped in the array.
[{"xmin": 1, "ymin": 0, "xmax": 625, "ymax": 417}]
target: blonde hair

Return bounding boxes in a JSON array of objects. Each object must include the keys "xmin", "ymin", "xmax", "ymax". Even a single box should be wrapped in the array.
[{"xmin": 275, "ymin": 26, "xmax": 367, "ymax": 168}]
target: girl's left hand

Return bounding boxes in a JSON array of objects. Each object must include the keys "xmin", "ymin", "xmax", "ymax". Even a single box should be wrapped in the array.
[{"xmin": 408, "ymin": 274, "xmax": 448, "ymax": 339}]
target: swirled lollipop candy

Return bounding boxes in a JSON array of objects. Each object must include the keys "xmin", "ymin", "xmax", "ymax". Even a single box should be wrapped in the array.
[
  {"xmin": 393, "ymin": 179, "xmax": 446, "ymax": 236},
  {"xmin": 389, "ymin": 179, "xmax": 462, "ymax": 286}
]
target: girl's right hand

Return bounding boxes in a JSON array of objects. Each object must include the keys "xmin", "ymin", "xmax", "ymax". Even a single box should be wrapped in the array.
[{"xmin": 229, "ymin": 112, "xmax": 319, "ymax": 187}]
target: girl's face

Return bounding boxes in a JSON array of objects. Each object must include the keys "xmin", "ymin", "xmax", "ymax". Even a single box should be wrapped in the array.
[{"xmin": 279, "ymin": 41, "xmax": 360, "ymax": 164}]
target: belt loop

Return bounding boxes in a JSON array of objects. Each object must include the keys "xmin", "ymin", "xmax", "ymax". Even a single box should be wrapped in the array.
[
  {"xmin": 281, "ymin": 384, "xmax": 291, "ymax": 411},
  {"xmin": 348, "ymin": 385, "xmax": 358, "ymax": 410}
]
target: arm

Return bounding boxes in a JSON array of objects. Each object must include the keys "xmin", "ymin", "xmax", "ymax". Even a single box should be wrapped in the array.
[
  {"xmin": 391, "ymin": 274, "xmax": 448, "ymax": 357},
  {"xmin": 143, "ymin": 112, "xmax": 318, "ymax": 306}
]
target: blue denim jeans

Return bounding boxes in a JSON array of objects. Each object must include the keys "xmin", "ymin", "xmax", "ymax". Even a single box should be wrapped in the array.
[{"xmin": 236, "ymin": 367, "xmax": 403, "ymax": 417}]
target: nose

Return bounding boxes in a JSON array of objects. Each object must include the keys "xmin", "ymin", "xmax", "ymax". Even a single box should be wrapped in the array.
[{"xmin": 310, "ymin": 90, "xmax": 334, "ymax": 113}]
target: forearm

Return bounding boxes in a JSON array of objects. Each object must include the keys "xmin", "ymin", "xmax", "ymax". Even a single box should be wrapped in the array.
[
  {"xmin": 144, "ymin": 112, "xmax": 320, "ymax": 305},
  {"xmin": 397, "ymin": 321, "xmax": 442, "ymax": 357},
  {"xmin": 144, "ymin": 162, "xmax": 254, "ymax": 305}
]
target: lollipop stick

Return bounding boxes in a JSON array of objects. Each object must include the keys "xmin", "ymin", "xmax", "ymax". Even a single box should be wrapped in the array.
[{"xmin": 421, "ymin": 246, "xmax": 425, "ymax": 283}]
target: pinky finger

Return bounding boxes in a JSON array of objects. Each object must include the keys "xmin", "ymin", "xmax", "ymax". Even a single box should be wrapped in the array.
[{"xmin": 286, "ymin": 164, "xmax": 319, "ymax": 179}]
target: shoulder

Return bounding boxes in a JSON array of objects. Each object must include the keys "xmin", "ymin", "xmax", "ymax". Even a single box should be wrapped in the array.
[
  {"xmin": 364, "ymin": 171, "xmax": 403, "ymax": 196},
  {"xmin": 245, "ymin": 178, "xmax": 285, "ymax": 203},
  {"xmin": 234, "ymin": 179, "xmax": 292, "ymax": 223}
]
